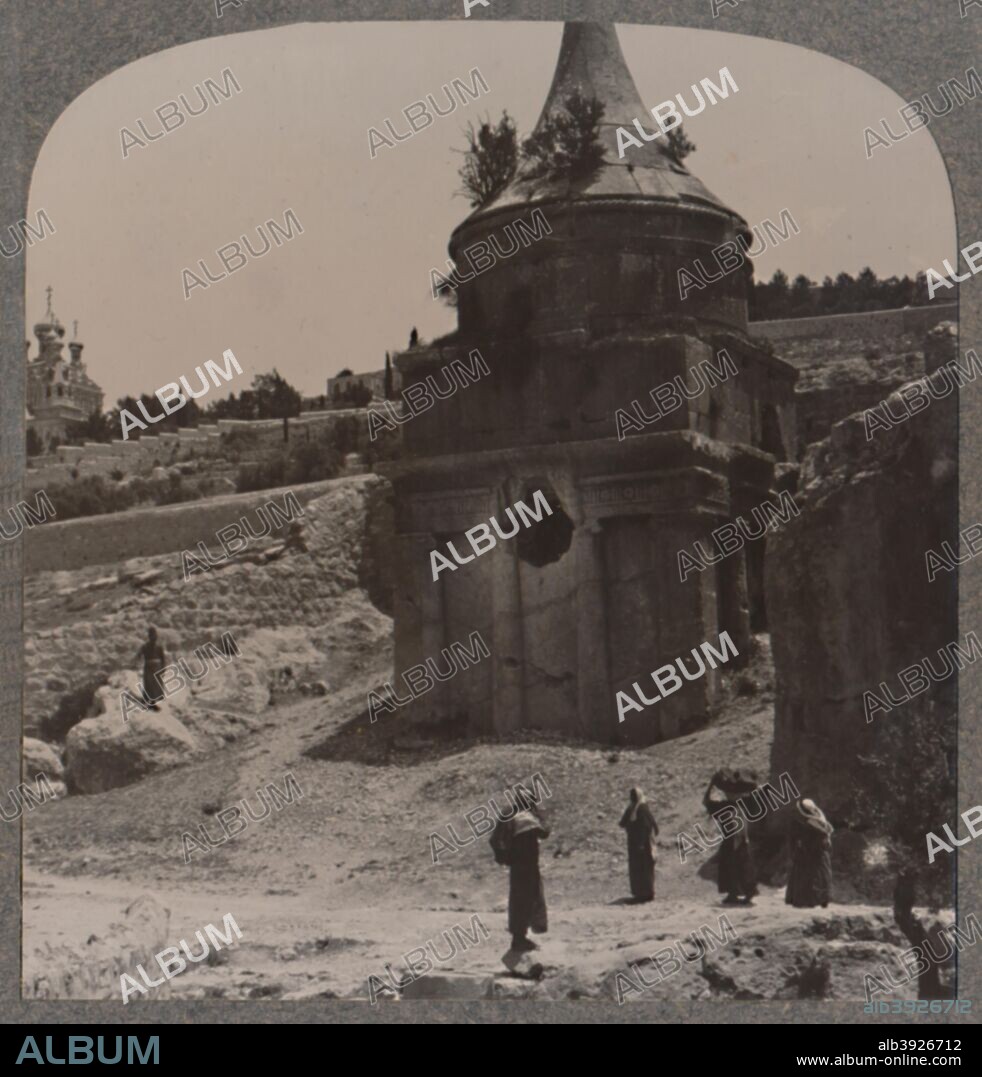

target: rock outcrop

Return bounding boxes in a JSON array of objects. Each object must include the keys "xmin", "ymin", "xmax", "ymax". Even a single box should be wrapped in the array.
[
  {"xmin": 23, "ymin": 736, "xmax": 67, "ymax": 799},
  {"xmin": 25, "ymin": 475, "xmax": 394, "ymax": 739},
  {"xmin": 793, "ymin": 350, "xmax": 923, "ymax": 458},
  {"xmin": 65, "ymin": 688, "xmax": 203, "ymax": 795},
  {"xmin": 62, "ymin": 625, "xmax": 331, "ymax": 794},
  {"xmin": 23, "ymin": 737, "xmax": 64, "ymax": 780},
  {"xmin": 766, "ymin": 324, "xmax": 957, "ymax": 841}
]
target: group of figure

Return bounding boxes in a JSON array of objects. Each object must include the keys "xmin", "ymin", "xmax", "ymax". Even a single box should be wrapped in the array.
[
  {"xmin": 489, "ymin": 769, "xmax": 834, "ymax": 954},
  {"xmin": 699, "ymin": 768, "xmax": 833, "ymax": 908}
]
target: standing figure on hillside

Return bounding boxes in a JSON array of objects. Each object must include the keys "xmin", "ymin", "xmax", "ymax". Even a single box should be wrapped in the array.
[
  {"xmin": 490, "ymin": 791, "xmax": 550, "ymax": 952},
  {"xmin": 619, "ymin": 787, "xmax": 658, "ymax": 903},
  {"xmin": 703, "ymin": 768, "xmax": 759, "ymax": 906},
  {"xmin": 785, "ymin": 797, "xmax": 834, "ymax": 908},
  {"xmin": 137, "ymin": 625, "xmax": 167, "ymax": 711},
  {"xmin": 285, "ymin": 520, "xmax": 308, "ymax": 553}
]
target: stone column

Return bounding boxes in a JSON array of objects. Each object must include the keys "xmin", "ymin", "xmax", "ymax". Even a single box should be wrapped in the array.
[
  {"xmin": 574, "ymin": 519, "xmax": 611, "ymax": 741},
  {"xmin": 491, "ymin": 535, "xmax": 525, "ymax": 735},
  {"xmin": 391, "ymin": 530, "xmax": 441, "ymax": 722}
]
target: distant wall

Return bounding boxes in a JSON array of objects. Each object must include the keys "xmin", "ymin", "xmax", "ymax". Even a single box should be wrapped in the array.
[
  {"xmin": 24, "ymin": 407, "xmax": 379, "ymax": 491},
  {"xmin": 752, "ymin": 302, "xmax": 957, "ymax": 355},
  {"xmin": 24, "ymin": 479, "xmax": 337, "ymax": 575}
]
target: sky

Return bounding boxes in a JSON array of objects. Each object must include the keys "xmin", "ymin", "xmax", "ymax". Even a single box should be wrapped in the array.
[{"xmin": 26, "ymin": 20, "xmax": 956, "ymax": 406}]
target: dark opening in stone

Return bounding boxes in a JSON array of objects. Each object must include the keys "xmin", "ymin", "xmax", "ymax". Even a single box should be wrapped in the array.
[
  {"xmin": 760, "ymin": 404, "xmax": 786, "ymax": 460},
  {"xmin": 515, "ymin": 480, "xmax": 574, "ymax": 567}
]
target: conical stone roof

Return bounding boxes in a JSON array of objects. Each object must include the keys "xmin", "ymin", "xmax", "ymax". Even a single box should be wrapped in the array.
[{"xmin": 469, "ymin": 22, "xmax": 741, "ymax": 223}]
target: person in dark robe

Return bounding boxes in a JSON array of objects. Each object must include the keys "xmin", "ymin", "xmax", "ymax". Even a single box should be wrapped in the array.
[
  {"xmin": 619, "ymin": 787, "xmax": 658, "ymax": 902},
  {"xmin": 703, "ymin": 768, "xmax": 759, "ymax": 906},
  {"xmin": 785, "ymin": 797, "xmax": 833, "ymax": 908},
  {"xmin": 491, "ymin": 793, "xmax": 549, "ymax": 952},
  {"xmin": 137, "ymin": 626, "xmax": 166, "ymax": 710},
  {"xmin": 285, "ymin": 521, "xmax": 308, "ymax": 553}
]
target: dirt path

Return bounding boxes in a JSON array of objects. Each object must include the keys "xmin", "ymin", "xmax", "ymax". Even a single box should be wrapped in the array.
[
  {"xmin": 24, "ymin": 869, "xmax": 898, "ymax": 1002},
  {"xmin": 23, "ymin": 637, "xmax": 912, "ymax": 1003}
]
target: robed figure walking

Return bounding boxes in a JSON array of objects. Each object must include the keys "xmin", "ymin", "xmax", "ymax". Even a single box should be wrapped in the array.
[
  {"xmin": 491, "ymin": 798, "xmax": 549, "ymax": 952},
  {"xmin": 785, "ymin": 797, "xmax": 833, "ymax": 908},
  {"xmin": 703, "ymin": 768, "xmax": 759, "ymax": 906},
  {"xmin": 619, "ymin": 787, "xmax": 658, "ymax": 902}
]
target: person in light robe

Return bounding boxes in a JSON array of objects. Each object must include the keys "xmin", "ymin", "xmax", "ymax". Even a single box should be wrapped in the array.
[{"xmin": 785, "ymin": 797, "xmax": 833, "ymax": 908}]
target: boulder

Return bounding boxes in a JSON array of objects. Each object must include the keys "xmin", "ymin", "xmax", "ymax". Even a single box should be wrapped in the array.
[
  {"xmin": 180, "ymin": 660, "xmax": 269, "ymax": 718},
  {"xmin": 65, "ymin": 678, "xmax": 201, "ymax": 794},
  {"xmin": 23, "ymin": 737, "xmax": 64, "ymax": 782}
]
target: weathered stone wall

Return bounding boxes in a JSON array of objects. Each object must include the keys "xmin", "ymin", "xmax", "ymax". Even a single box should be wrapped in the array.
[
  {"xmin": 752, "ymin": 303, "xmax": 957, "ymax": 352},
  {"xmin": 24, "ymin": 475, "xmax": 394, "ymax": 736},
  {"xmin": 24, "ymin": 479, "xmax": 339, "ymax": 574},
  {"xmin": 766, "ymin": 325, "xmax": 957, "ymax": 824}
]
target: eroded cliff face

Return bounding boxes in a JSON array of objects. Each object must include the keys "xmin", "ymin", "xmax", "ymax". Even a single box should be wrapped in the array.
[{"xmin": 766, "ymin": 324, "xmax": 958, "ymax": 833}]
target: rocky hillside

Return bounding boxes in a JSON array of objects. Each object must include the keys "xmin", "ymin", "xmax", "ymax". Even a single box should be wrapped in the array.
[
  {"xmin": 23, "ymin": 474, "xmax": 394, "ymax": 739},
  {"xmin": 793, "ymin": 342, "xmax": 925, "ymax": 458},
  {"xmin": 23, "ymin": 647, "xmax": 951, "ymax": 1002}
]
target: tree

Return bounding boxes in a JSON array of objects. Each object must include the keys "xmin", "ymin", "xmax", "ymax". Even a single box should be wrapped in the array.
[
  {"xmin": 78, "ymin": 408, "xmax": 114, "ymax": 442},
  {"xmin": 384, "ymin": 353, "xmax": 394, "ymax": 400},
  {"xmin": 762, "ymin": 269, "xmax": 790, "ymax": 319},
  {"xmin": 520, "ymin": 92, "xmax": 606, "ymax": 184},
  {"xmin": 834, "ymin": 271, "xmax": 856, "ymax": 312},
  {"xmin": 666, "ymin": 125, "xmax": 696, "ymax": 164},
  {"xmin": 204, "ymin": 391, "xmax": 246, "ymax": 420},
  {"xmin": 251, "ymin": 369, "xmax": 302, "ymax": 419},
  {"xmin": 62, "ymin": 408, "xmax": 114, "ymax": 446},
  {"xmin": 457, "ymin": 112, "xmax": 519, "ymax": 208},
  {"xmin": 106, "ymin": 395, "xmax": 141, "ymax": 439},
  {"xmin": 915, "ymin": 271, "xmax": 932, "ymax": 305},
  {"xmin": 852, "ymin": 702, "xmax": 955, "ymax": 910},
  {"xmin": 751, "ymin": 268, "xmax": 933, "ymax": 321},
  {"xmin": 856, "ymin": 266, "xmax": 879, "ymax": 310},
  {"xmin": 790, "ymin": 274, "xmax": 814, "ymax": 314},
  {"xmin": 26, "ymin": 428, "xmax": 43, "ymax": 456}
]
